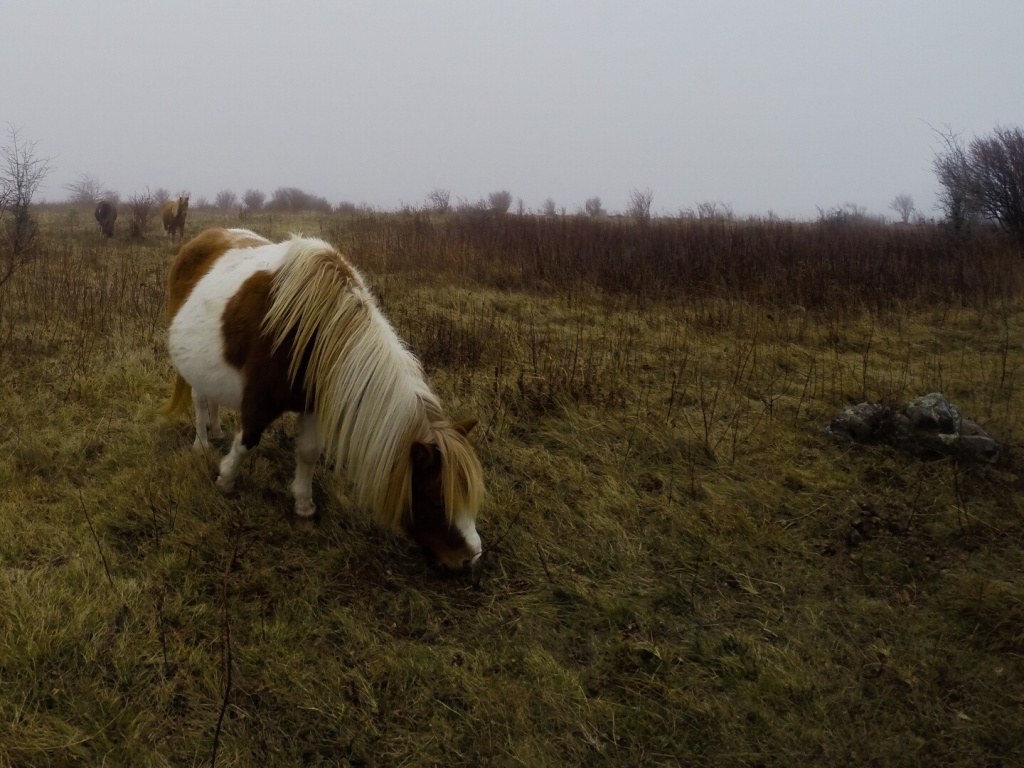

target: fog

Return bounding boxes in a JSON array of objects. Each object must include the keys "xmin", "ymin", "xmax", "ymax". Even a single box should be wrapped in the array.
[{"xmin": 4, "ymin": 1, "xmax": 1023, "ymax": 218}]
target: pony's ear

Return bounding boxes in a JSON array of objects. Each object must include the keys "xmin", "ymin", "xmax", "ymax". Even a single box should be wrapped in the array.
[
  {"xmin": 454, "ymin": 418, "xmax": 478, "ymax": 436},
  {"xmin": 411, "ymin": 441, "xmax": 438, "ymax": 470}
]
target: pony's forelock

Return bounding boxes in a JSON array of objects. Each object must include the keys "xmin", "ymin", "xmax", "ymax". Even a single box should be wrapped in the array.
[{"xmin": 436, "ymin": 424, "xmax": 484, "ymax": 525}]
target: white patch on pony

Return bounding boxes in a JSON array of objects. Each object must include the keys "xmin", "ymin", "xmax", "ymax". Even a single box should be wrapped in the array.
[
  {"xmin": 456, "ymin": 513, "xmax": 482, "ymax": 559},
  {"xmin": 168, "ymin": 240, "xmax": 290, "ymax": 410},
  {"xmin": 224, "ymin": 228, "xmax": 270, "ymax": 243}
]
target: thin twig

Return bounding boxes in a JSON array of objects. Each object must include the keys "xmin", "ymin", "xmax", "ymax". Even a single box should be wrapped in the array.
[
  {"xmin": 537, "ymin": 545, "xmax": 553, "ymax": 583},
  {"xmin": 689, "ymin": 538, "xmax": 706, "ymax": 613},
  {"xmin": 210, "ymin": 526, "xmax": 242, "ymax": 768},
  {"xmin": 156, "ymin": 589, "xmax": 169, "ymax": 679},
  {"xmin": 79, "ymin": 490, "xmax": 113, "ymax": 587},
  {"xmin": 483, "ymin": 508, "xmax": 524, "ymax": 555}
]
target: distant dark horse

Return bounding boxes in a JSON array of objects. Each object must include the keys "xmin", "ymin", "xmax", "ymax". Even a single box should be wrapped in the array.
[{"xmin": 95, "ymin": 200, "xmax": 117, "ymax": 238}]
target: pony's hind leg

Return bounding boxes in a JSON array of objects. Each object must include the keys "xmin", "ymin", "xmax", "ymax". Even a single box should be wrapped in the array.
[
  {"xmin": 290, "ymin": 412, "xmax": 322, "ymax": 518},
  {"xmin": 208, "ymin": 401, "xmax": 223, "ymax": 439},
  {"xmin": 192, "ymin": 391, "xmax": 212, "ymax": 451}
]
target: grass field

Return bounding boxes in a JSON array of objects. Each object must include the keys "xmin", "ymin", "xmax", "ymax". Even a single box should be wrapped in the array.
[{"xmin": 1, "ymin": 209, "xmax": 1022, "ymax": 766}]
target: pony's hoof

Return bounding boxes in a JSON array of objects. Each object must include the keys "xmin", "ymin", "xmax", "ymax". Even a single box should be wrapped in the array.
[
  {"xmin": 294, "ymin": 498, "xmax": 317, "ymax": 518},
  {"xmin": 215, "ymin": 475, "xmax": 235, "ymax": 494}
]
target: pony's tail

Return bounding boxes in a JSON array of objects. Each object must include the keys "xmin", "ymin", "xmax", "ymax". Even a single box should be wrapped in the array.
[{"xmin": 162, "ymin": 374, "xmax": 192, "ymax": 417}]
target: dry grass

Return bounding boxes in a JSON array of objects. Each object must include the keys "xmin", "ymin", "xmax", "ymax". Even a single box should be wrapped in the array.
[{"xmin": 0, "ymin": 209, "xmax": 1022, "ymax": 766}]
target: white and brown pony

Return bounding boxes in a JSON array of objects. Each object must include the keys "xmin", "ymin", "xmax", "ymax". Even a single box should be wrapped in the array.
[
  {"xmin": 164, "ymin": 228, "xmax": 485, "ymax": 570},
  {"xmin": 161, "ymin": 195, "xmax": 189, "ymax": 240}
]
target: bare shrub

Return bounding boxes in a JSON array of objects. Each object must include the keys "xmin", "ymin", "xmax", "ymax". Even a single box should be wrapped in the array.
[
  {"xmin": 426, "ymin": 188, "xmax": 450, "ymax": 213},
  {"xmin": 488, "ymin": 190, "xmax": 513, "ymax": 215},
  {"xmin": 626, "ymin": 188, "xmax": 654, "ymax": 223},
  {"xmin": 266, "ymin": 187, "xmax": 333, "ymax": 213},
  {"xmin": 541, "ymin": 198, "xmax": 557, "ymax": 217},
  {"xmin": 584, "ymin": 197, "xmax": 604, "ymax": 217},
  {"xmin": 152, "ymin": 187, "xmax": 171, "ymax": 206},
  {"xmin": 456, "ymin": 197, "xmax": 489, "ymax": 216},
  {"xmin": 0, "ymin": 124, "xmax": 51, "ymax": 286},
  {"xmin": 215, "ymin": 189, "xmax": 238, "ymax": 211},
  {"xmin": 242, "ymin": 189, "xmax": 265, "ymax": 212},
  {"xmin": 125, "ymin": 189, "xmax": 156, "ymax": 238}
]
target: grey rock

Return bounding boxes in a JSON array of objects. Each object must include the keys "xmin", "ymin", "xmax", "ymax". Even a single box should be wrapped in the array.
[{"xmin": 826, "ymin": 392, "xmax": 998, "ymax": 462}]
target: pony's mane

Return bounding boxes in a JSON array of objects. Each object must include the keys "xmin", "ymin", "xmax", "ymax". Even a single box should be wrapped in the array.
[{"xmin": 261, "ymin": 235, "xmax": 483, "ymax": 529}]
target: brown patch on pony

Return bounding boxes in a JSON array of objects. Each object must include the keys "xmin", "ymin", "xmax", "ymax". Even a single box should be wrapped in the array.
[
  {"xmin": 166, "ymin": 228, "xmax": 266, "ymax": 321},
  {"xmin": 221, "ymin": 270, "xmax": 309, "ymax": 449}
]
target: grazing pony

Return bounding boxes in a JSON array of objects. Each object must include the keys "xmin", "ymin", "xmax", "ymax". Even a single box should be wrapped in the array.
[
  {"xmin": 164, "ymin": 228, "xmax": 485, "ymax": 570},
  {"xmin": 161, "ymin": 195, "xmax": 189, "ymax": 240},
  {"xmin": 94, "ymin": 200, "xmax": 117, "ymax": 238}
]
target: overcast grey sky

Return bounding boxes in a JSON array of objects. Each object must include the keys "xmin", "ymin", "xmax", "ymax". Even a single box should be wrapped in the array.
[{"xmin": 4, "ymin": 1, "xmax": 1022, "ymax": 219}]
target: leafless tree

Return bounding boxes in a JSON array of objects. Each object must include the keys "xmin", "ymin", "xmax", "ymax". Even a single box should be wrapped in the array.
[
  {"xmin": 215, "ymin": 189, "xmax": 238, "ymax": 211},
  {"xmin": 152, "ymin": 187, "xmax": 171, "ymax": 205},
  {"xmin": 541, "ymin": 198, "xmax": 557, "ymax": 217},
  {"xmin": 890, "ymin": 194, "xmax": 915, "ymax": 224},
  {"xmin": 626, "ymin": 187, "xmax": 654, "ymax": 223},
  {"xmin": 584, "ymin": 197, "xmax": 604, "ymax": 217},
  {"xmin": 426, "ymin": 188, "xmax": 450, "ymax": 213},
  {"xmin": 63, "ymin": 172, "xmax": 110, "ymax": 206},
  {"xmin": 965, "ymin": 125, "xmax": 1024, "ymax": 245},
  {"xmin": 488, "ymin": 190, "xmax": 513, "ymax": 215},
  {"xmin": 0, "ymin": 124, "xmax": 51, "ymax": 286},
  {"xmin": 242, "ymin": 189, "xmax": 265, "ymax": 212},
  {"xmin": 931, "ymin": 125, "xmax": 976, "ymax": 237}
]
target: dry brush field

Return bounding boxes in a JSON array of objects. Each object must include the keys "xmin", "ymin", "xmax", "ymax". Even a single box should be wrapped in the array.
[{"xmin": 1, "ymin": 209, "xmax": 1022, "ymax": 766}]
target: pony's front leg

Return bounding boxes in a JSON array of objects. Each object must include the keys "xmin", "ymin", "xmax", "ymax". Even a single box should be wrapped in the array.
[
  {"xmin": 216, "ymin": 432, "xmax": 249, "ymax": 493},
  {"xmin": 290, "ymin": 412, "xmax": 322, "ymax": 518},
  {"xmin": 215, "ymin": 400, "xmax": 274, "ymax": 493}
]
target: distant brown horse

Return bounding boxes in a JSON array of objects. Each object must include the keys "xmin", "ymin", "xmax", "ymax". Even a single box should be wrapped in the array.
[
  {"xmin": 95, "ymin": 200, "xmax": 117, "ymax": 238},
  {"xmin": 161, "ymin": 196, "xmax": 189, "ymax": 240}
]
